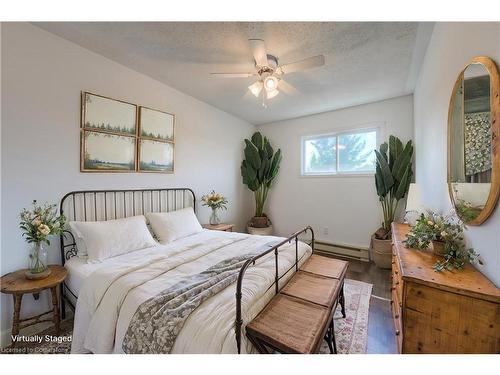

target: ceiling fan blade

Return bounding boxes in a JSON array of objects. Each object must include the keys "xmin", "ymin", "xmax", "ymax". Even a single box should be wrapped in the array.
[
  {"xmin": 280, "ymin": 55, "xmax": 325, "ymax": 74},
  {"xmin": 278, "ymin": 79, "xmax": 299, "ymax": 95},
  {"xmin": 248, "ymin": 39, "xmax": 268, "ymax": 67},
  {"xmin": 210, "ymin": 73, "xmax": 255, "ymax": 78}
]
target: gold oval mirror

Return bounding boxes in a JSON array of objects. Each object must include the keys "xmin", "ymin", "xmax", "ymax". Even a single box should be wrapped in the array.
[{"xmin": 448, "ymin": 56, "xmax": 500, "ymax": 225}]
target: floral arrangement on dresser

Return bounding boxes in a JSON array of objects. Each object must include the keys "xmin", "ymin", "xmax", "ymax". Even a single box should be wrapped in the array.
[
  {"xmin": 19, "ymin": 200, "xmax": 66, "ymax": 278},
  {"xmin": 403, "ymin": 211, "xmax": 481, "ymax": 272},
  {"xmin": 201, "ymin": 191, "xmax": 228, "ymax": 225}
]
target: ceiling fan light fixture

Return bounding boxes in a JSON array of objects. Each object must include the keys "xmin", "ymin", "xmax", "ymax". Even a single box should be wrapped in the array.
[
  {"xmin": 266, "ymin": 88, "xmax": 279, "ymax": 99},
  {"xmin": 264, "ymin": 76, "xmax": 278, "ymax": 92},
  {"xmin": 248, "ymin": 81, "xmax": 263, "ymax": 97}
]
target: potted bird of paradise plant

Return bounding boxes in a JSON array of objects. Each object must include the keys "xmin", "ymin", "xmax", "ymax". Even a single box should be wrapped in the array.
[
  {"xmin": 372, "ymin": 135, "xmax": 414, "ymax": 269},
  {"xmin": 240, "ymin": 132, "xmax": 282, "ymax": 234}
]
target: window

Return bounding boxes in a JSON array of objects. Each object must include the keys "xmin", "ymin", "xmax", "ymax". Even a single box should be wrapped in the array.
[{"xmin": 301, "ymin": 128, "xmax": 378, "ymax": 176}]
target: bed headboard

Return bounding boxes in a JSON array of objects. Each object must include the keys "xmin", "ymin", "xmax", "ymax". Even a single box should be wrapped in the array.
[{"xmin": 59, "ymin": 188, "xmax": 196, "ymax": 264}]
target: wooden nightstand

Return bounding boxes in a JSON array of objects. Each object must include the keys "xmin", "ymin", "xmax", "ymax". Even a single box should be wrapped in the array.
[
  {"xmin": 0, "ymin": 265, "xmax": 67, "ymax": 346},
  {"xmin": 202, "ymin": 223, "xmax": 235, "ymax": 232}
]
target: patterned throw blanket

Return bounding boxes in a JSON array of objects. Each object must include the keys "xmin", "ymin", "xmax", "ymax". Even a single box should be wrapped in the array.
[{"xmin": 122, "ymin": 252, "xmax": 263, "ymax": 354}]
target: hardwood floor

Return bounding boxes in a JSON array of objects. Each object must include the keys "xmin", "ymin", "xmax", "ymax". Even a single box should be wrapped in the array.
[{"xmin": 322, "ymin": 253, "xmax": 398, "ymax": 354}]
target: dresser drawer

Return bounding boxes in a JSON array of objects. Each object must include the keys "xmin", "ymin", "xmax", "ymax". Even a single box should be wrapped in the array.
[
  {"xmin": 404, "ymin": 282, "xmax": 500, "ymax": 353},
  {"xmin": 391, "ymin": 288, "xmax": 403, "ymax": 353},
  {"xmin": 391, "ymin": 254, "xmax": 403, "ymax": 304}
]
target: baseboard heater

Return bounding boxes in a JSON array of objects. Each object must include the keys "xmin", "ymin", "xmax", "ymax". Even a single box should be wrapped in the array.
[{"xmin": 301, "ymin": 238, "xmax": 369, "ymax": 262}]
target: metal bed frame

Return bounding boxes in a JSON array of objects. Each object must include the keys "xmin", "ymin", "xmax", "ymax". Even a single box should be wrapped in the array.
[
  {"xmin": 59, "ymin": 187, "xmax": 196, "ymax": 318},
  {"xmin": 58, "ymin": 187, "xmax": 315, "ymax": 354},
  {"xmin": 234, "ymin": 226, "xmax": 315, "ymax": 354}
]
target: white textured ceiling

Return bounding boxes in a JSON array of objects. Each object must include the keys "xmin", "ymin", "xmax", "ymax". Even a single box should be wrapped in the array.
[{"xmin": 34, "ymin": 22, "xmax": 430, "ymax": 125}]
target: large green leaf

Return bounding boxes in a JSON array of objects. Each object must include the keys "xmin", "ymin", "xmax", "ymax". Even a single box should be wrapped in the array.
[
  {"xmin": 375, "ymin": 149, "xmax": 394, "ymax": 193},
  {"xmin": 265, "ymin": 138, "xmax": 273, "ymax": 158},
  {"xmin": 379, "ymin": 142, "xmax": 389, "ymax": 161},
  {"xmin": 251, "ymin": 132, "xmax": 264, "ymax": 150},
  {"xmin": 244, "ymin": 139, "xmax": 261, "ymax": 170},
  {"xmin": 394, "ymin": 163, "xmax": 412, "ymax": 200},
  {"xmin": 269, "ymin": 149, "xmax": 282, "ymax": 178},
  {"xmin": 241, "ymin": 160, "xmax": 257, "ymax": 182},
  {"xmin": 392, "ymin": 141, "xmax": 413, "ymax": 182},
  {"xmin": 375, "ymin": 164, "xmax": 387, "ymax": 197},
  {"xmin": 389, "ymin": 135, "xmax": 403, "ymax": 169}
]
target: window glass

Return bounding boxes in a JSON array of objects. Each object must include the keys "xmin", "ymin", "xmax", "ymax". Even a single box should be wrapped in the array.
[
  {"xmin": 304, "ymin": 136, "xmax": 337, "ymax": 174},
  {"xmin": 302, "ymin": 128, "xmax": 377, "ymax": 176},
  {"xmin": 338, "ymin": 130, "xmax": 377, "ymax": 172}
]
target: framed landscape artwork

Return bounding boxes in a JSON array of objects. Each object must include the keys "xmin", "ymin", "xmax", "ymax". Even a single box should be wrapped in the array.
[
  {"xmin": 82, "ymin": 131, "xmax": 136, "ymax": 171},
  {"xmin": 81, "ymin": 92, "xmax": 138, "ymax": 172},
  {"xmin": 139, "ymin": 139, "xmax": 174, "ymax": 172},
  {"xmin": 139, "ymin": 106, "xmax": 174, "ymax": 142},
  {"xmin": 80, "ymin": 92, "xmax": 175, "ymax": 173},
  {"xmin": 82, "ymin": 92, "xmax": 137, "ymax": 135},
  {"xmin": 138, "ymin": 106, "xmax": 175, "ymax": 173}
]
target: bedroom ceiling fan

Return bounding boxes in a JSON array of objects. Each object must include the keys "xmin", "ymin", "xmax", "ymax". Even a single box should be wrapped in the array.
[{"xmin": 210, "ymin": 39, "xmax": 325, "ymax": 106}]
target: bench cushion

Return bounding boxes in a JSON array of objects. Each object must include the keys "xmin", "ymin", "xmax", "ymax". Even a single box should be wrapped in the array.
[
  {"xmin": 281, "ymin": 271, "xmax": 340, "ymax": 308},
  {"xmin": 301, "ymin": 255, "xmax": 348, "ymax": 279},
  {"xmin": 246, "ymin": 294, "xmax": 330, "ymax": 353}
]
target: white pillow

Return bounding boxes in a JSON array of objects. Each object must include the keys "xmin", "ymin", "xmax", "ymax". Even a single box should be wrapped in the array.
[
  {"xmin": 146, "ymin": 207, "xmax": 203, "ymax": 244},
  {"xmin": 69, "ymin": 215, "xmax": 157, "ymax": 262}
]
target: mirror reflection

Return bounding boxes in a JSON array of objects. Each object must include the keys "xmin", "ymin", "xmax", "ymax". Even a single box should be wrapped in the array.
[{"xmin": 449, "ymin": 62, "xmax": 492, "ymax": 222}]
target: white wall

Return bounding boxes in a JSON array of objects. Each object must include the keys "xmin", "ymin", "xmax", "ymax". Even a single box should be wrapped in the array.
[
  {"xmin": 414, "ymin": 22, "xmax": 500, "ymax": 286},
  {"xmin": 0, "ymin": 23, "xmax": 254, "ymax": 345},
  {"xmin": 257, "ymin": 95, "xmax": 414, "ymax": 250}
]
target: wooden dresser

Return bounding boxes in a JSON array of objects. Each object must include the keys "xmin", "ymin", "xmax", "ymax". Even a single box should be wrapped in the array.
[{"xmin": 391, "ymin": 223, "xmax": 500, "ymax": 353}]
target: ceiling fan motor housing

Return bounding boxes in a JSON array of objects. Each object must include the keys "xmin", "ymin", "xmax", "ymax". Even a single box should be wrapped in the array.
[{"xmin": 256, "ymin": 54, "xmax": 279, "ymax": 75}]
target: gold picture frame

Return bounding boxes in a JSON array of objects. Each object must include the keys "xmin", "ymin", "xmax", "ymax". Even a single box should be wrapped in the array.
[
  {"xmin": 138, "ymin": 106, "xmax": 175, "ymax": 173},
  {"xmin": 80, "ymin": 92, "xmax": 138, "ymax": 173},
  {"xmin": 80, "ymin": 92, "xmax": 176, "ymax": 174}
]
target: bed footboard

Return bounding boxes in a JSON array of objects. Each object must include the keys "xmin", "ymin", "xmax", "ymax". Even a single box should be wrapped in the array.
[{"xmin": 235, "ymin": 226, "xmax": 315, "ymax": 354}]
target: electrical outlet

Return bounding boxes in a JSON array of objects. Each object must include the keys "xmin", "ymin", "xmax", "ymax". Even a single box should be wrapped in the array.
[{"xmin": 322, "ymin": 227, "xmax": 329, "ymax": 235}]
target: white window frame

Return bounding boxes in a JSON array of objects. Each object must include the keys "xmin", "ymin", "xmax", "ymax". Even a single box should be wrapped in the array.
[{"xmin": 300, "ymin": 125, "xmax": 381, "ymax": 177}]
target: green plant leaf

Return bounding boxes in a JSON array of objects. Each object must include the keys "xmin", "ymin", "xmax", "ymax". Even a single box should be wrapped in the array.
[
  {"xmin": 244, "ymin": 139, "xmax": 261, "ymax": 170},
  {"xmin": 251, "ymin": 132, "xmax": 264, "ymax": 150},
  {"xmin": 375, "ymin": 164, "xmax": 387, "ymax": 197},
  {"xmin": 394, "ymin": 163, "xmax": 411, "ymax": 200},
  {"xmin": 392, "ymin": 140, "xmax": 413, "ymax": 182},
  {"xmin": 265, "ymin": 138, "xmax": 273, "ymax": 158},
  {"xmin": 389, "ymin": 135, "xmax": 403, "ymax": 169},
  {"xmin": 379, "ymin": 142, "xmax": 388, "ymax": 161},
  {"xmin": 375, "ymin": 149, "xmax": 394, "ymax": 193}
]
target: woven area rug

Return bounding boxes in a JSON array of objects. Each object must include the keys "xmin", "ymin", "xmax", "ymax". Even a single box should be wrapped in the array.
[
  {"xmin": 319, "ymin": 279, "xmax": 372, "ymax": 354},
  {"xmin": 2, "ymin": 278, "xmax": 372, "ymax": 354}
]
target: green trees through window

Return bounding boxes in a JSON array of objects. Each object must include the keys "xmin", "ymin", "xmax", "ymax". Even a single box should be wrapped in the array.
[{"xmin": 303, "ymin": 129, "xmax": 377, "ymax": 175}]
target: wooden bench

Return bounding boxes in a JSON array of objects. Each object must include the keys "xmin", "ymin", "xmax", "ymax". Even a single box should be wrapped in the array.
[{"xmin": 246, "ymin": 255, "xmax": 348, "ymax": 354}]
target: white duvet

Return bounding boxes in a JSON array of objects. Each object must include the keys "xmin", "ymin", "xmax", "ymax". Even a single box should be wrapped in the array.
[{"xmin": 71, "ymin": 230, "xmax": 312, "ymax": 354}]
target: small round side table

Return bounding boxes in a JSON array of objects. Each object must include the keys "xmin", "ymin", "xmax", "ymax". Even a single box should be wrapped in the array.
[{"xmin": 0, "ymin": 265, "xmax": 67, "ymax": 346}]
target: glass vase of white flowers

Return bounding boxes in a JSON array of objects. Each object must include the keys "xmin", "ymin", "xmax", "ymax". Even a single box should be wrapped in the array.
[
  {"xmin": 19, "ymin": 200, "xmax": 66, "ymax": 279},
  {"xmin": 201, "ymin": 191, "xmax": 228, "ymax": 225}
]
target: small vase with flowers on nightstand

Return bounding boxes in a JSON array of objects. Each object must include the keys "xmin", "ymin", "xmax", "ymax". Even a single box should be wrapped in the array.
[
  {"xmin": 19, "ymin": 200, "xmax": 66, "ymax": 280},
  {"xmin": 201, "ymin": 190, "xmax": 228, "ymax": 226}
]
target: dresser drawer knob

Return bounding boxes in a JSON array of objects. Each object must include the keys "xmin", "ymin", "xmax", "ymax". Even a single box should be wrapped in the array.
[
  {"xmin": 395, "ymin": 314, "xmax": 400, "ymax": 319},
  {"xmin": 395, "ymin": 330, "xmax": 400, "ymax": 336}
]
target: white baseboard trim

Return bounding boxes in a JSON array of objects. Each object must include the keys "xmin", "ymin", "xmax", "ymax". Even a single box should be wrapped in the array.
[{"xmin": 313, "ymin": 240, "xmax": 370, "ymax": 262}]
